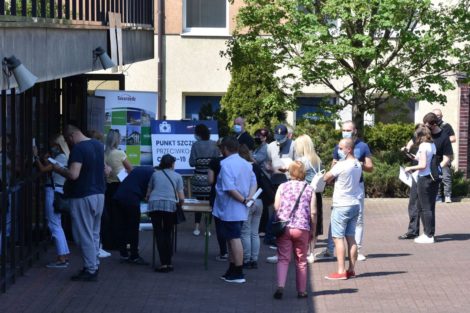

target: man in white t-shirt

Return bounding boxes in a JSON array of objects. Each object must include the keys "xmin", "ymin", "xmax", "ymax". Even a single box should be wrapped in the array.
[{"xmin": 323, "ymin": 138, "xmax": 362, "ymax": 280}]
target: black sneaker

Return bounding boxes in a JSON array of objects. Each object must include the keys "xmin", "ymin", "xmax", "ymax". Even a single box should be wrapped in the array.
[
  {"xmin": 127, "ymin": 256, "xmax": 149, "ymax": 265},
  {"xmin": 70, "ymin": 269, "xmax": 98, "ymax": 282},
  {"xmin": 224, "ymin": 273, "xmax": 246, "ymax": 283},
  {"xmin": 250, "ymin": 261, "xmax": 258, "ymax": 269}
]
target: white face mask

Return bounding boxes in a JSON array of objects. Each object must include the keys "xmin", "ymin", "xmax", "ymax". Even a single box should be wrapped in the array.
[
  {"xmin": 338, "ymin": 149, "xmax": 347, "ymax": 160},
  {"xmin": 233, "ymin": 125, "xmax": 242, "ymax": 134},
  {"xmin": 342, "ymin": 131, "xmax": 353, "ymax": 139}
]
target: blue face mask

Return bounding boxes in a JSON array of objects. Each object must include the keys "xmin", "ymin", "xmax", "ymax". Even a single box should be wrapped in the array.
[
  {"xmin": 50, "ymin": 146, "xmax": 61, "ymax": 157},
  {"xmin": 274, "ymin": 134, "xmax": 287, "ymax": 144},
  {"xmin": 342, "ymin": 131, "xmax": 353, "ymax": 139},
  {"xmin": 233, "ymin": 125, "xmax": 242, "ymax": 134},
  {"xmin": 338, "ymin": 149, "xmax": 347, "ymax": 161}
]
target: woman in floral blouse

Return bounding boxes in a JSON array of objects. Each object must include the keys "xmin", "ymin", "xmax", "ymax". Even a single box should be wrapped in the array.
[{"xmin": 273, "ymin": 161, "xmax": 316, "ymax": 299}]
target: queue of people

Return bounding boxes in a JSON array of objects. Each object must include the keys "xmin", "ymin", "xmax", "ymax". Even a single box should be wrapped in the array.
[{"xmin": 29, "ymin": 109, "xmax": 454, "ymax": 296}]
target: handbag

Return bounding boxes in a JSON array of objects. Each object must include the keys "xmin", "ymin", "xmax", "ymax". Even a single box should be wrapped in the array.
[
  {"xmin": 53, "ymin": 192, "xmax": 70, "ymax": 214},
  {"xmin": 162, "ymin": 169, "xmax": 186, "ymax": 224},
  {"xmin": 272, "ymin": 183, "xmax": 308, "ymax": 238},
  {"xmin": 310, "ymin": 164, "xmax": 326, "ymax": 193}
]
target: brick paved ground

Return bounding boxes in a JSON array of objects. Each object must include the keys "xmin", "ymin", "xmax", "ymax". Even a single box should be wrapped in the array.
[{"xmin": 0, "ymin": 198, "xmax": 469, "ymax": 313}]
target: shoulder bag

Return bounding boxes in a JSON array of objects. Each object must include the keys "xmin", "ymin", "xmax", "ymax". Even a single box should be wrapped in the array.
[
  {"xmin": 162, "ymin": 170, "xmax": 186, "ymax": 224},
  {"xmin": 271, "ymin": 183, "xmax": 308, "ymax": 238}
]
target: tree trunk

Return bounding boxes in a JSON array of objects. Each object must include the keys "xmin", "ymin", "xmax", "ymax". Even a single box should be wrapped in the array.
[{"xmin": 351, "ymin": 94, "xmax": 365, "ymax": 138}]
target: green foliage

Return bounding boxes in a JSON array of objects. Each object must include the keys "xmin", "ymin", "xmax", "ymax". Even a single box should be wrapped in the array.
[
  {"xmin": 229, "ymin": 0, "xmax": 470, "ymax": 135},
  {"xmin": 364, "ymin": 157, "xmax": 410, "ymax": 198},
  {"xmin": 452, "ymin": 170, "xmax": 470, "ymax": 197},
  {"xmin": 220, "ymin": 39, "xmax": 297, "ymax": 134}
]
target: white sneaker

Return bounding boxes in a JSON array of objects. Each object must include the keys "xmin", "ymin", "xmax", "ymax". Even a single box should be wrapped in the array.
[
  {"xmin": 357, "ymin": 253, "xmax": 367, "ymax": 261},
  {"xmin": 98, "ymin": 248, "xmax": 111, "ymax": 258},
  {"xmin": 307, "ymin": 253, "xmax": 315, "ymax": 264},
  {"xmin": 445, "ymin": 196, "xmax": 452, "ymax": 203},
  {"xmin": 414, "ymin": 234, "xmax": 434, "ymax": 244},
  {"xmin": 193, "ymin": 229, "xmax": 201, "ymax": 236},
  {"xmin": 314, "ymin": 249, "xmax": 335, "ymax": 261},
  {"xmin": 266, "ymin": 255, "xmax": 278, "ymax": 264}
]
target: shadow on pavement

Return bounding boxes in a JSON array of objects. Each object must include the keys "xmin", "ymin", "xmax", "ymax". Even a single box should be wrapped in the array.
[
  {"xmin": 435, "ymin": 233, "xmax": 470, "ymax": 242},
  {"xmin": 313, "ymin": 288, "xmax": 358, "ymax": 296},
  {"xmin": 356, "ymin": 271, "xmax": 407, "ymax": 278},
  {"xmin": 366, "ymin": 253, "xmax": 411, "ymax": 259}
]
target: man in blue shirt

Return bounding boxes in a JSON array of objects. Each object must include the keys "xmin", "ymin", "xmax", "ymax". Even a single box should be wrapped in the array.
[
  {"xmin": 53, "ymin": 125, "xmax": 106, "ymax": 282},
  {"xmin": 316, "ymin": 121, "xmax": 373, "ymax": 262},
  {"xmin": 213, "ymin": 136, "xmax": 257, "ymax": 283}
]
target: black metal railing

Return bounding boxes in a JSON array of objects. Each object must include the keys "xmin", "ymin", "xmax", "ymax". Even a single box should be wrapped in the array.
[
  {"xmin": 0, "ymin": 0, "xmax": 153, "ymax": 27},
  {"xmin": 1, "ymin": 80, "xmax": 62, "ymax": 293}
]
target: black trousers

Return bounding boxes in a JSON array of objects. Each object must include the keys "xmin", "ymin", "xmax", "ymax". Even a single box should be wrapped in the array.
[
  {"xmin": 407, "ymin": 179, "xmax": 420, "ymax": 236},
  {"xmin": 102, "ymin": 182, "xmax": 121, "ymax": 250},
  {"xmin": 116, "ymin": 202, "xmax": 141, "ymax": 258},
  {"xmin": 149, "ymin": 211, "xmax": 175, "ymax": 266},
  {"xmin": 417, "ymin": 176, "xmax": 439, "ymax": 237}
]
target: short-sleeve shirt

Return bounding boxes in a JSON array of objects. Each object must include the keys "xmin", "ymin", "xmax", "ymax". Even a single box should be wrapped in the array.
[
  {"xmin": 416, "ymin": 142, "xmax": 436, "ymax": 176},
  {"xmin": 212, "ymin": 153, "xmax": 257, "ymax": 221},
  {"xmin": 276, "ymin": 180, "xmax": 314, "ymax": 231},
  {"xmin": 237, "ymin": 132, "xmax": 255, "ymax": 151},
  {"xmin": 148, "ymin": 169, "xmax": 184, "ymax": 202},
  {"xmin": 431, "ymin": 130, "xmax": 453, "ymax": 162},
  {"xmin": 51, "ymin": 153, "xmax": 68, "ymax": 191},
  {"xmin": 333, "ymin": 139, "xmax": 371, "ymax": 183},
  {"xmin": 114, "ymin": 166, "xmax": 154, "ymax": 207},
  {"xmin": 67, "ymin": 139, "xmax": 105, "ymax": 198},
  {"xmin": 330, "ymin": 159, "xmax": 362, "ymax": 207},
  {"xmin": 267, "ymin": 139, "xmax": 295, "ymax": 185},
  {"xmin": 105, "ymin": 149, "xmax": 127, "ymax": 183},
  {"xmin": 439, "ymin": 121, "xmax": 455, "ymax": 139}
]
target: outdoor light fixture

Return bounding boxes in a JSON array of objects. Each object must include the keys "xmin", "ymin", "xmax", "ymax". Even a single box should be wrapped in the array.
[
  {"xmin": 93, "ymin": 46, "xmax": 116, "ymax": 70},
  {"xmin": 2, "ymin": 55, "xmax": 38, "ymax": 93}
]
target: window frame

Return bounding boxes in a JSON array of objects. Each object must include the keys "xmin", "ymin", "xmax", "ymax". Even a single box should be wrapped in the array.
[{"xmin": 182, "ymin": 0, "xmax": 230, "ymax": 36}]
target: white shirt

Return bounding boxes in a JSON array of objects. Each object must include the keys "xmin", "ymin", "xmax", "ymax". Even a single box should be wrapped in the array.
[
  {"xmin": 330, "ymin": 159, "xmax": 362, "ymax": 207},
  {"xmin": 416, "ymin": 142, "xmax": 436, "ymax": 176}
]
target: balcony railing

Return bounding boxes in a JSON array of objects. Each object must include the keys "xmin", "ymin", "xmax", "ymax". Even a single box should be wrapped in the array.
[{"xmin": 0, "ymin": 0, "xmax": 153, "ymax": 27}]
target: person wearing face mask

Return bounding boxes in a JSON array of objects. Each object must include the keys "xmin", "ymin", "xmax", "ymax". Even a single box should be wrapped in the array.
[
  {"xmin": 265, "ymin": 124, "xmax": 295, "ymax": 263},
  {"xmin": 323, "ymin": 138, "xmax": 362, "ymax": 280},
  {"xmin": 33, "ymin": 134, "xmax": 71, "ymax": 268},
  {"xmin": 315, "ymin": 120, "xmax": 373, "ymax": 263},
  {"xmin": 432, "ymin": 109, "xmax": 455, "ymax": 203},
  {"xmin": 252, "ymin": 128, "xmax": 269, "ymax": 171},
  {"xmin": 233, "ymin": 117, "xmax": 255, "ymax": 151},
  {"xmin": 189, "ymin": 124, "xmax": 219, "ymax": 236}
]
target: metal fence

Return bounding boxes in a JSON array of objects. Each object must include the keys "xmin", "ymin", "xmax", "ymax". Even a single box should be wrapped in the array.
[
  {"xmin": 0, "ymin": 0, "xmax": 153, "ymax": 26},
  {"xmin": 0, "ymin": 80, "xmax": 62, "ymax": 293}
]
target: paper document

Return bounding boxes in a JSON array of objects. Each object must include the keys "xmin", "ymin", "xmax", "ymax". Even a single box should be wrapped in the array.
[
  {"xmin": 117, "ymin": 168, "xmax": 128, "ymax": 182},
  {"xmin": 47, "ymin": 157, "xmax": 65, "ymax": 168},
  {"xmin": 246, "ymin": 188, "xmax": 263, "ymax": 208},
  {"xmin": 399, "ymin": 166, "xmax": 412, "ymax": 187}
]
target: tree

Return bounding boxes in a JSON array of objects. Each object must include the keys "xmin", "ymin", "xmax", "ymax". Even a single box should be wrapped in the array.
[
  {"xmin": 227, "ymin": 0, "xmax": 470, "ymax": 135},
  {"xmin": 220, "ymin": 38, "xmax": 297, "ymax": 134}
]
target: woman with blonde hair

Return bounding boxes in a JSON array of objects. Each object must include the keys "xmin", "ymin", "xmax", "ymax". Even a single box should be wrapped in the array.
[
  {"xmin": 273, "ymin": 161, "xmax": 316, "ymax": 299},
  {"xmin": 103, "ymin": 130, "xmax": 133, "ymax": 255},
  {"xmin": 33, "ymin": 134, "xmax": 71, "ymax": 268},
  {"xmin": 294, "ymin": 134, "xmax": 323, "ymax": 263}
]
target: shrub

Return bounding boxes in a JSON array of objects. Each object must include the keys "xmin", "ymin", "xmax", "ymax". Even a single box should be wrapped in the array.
[
  {"xmin": 363, "ymin": 157, "xmax": 410, "ymax": 198},
  {"xmin": 451, "ymin": 170, "xmax": 470, "ymax": 197}
]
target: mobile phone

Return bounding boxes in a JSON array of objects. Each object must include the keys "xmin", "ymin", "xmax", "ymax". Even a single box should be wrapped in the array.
[{"xmin": 32, "ymin": 138, "xmax": 36, "ymax": 147}]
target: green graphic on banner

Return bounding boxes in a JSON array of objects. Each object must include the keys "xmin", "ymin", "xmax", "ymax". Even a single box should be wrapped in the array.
[
  {"xmin": 126, "ymin": 146, "xmax": 141, "ymax": 164},
  {"xmin": 112, "ymin": 111, "xmax": 127, "ymax": 125},
  {"xmin": 141, "ymin": 127, "xmax": 151, "ymax": 146}
]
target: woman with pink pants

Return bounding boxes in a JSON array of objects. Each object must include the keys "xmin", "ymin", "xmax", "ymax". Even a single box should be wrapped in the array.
[{"xmin": 273, "ymin": 161, "xmax": 317, "ymax": 299}]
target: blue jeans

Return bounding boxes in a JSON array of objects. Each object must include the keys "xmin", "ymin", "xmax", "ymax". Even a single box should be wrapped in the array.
[
  {"xmin": 241, "ymin": 199, "xmax": 262, "ymax": 262},
  {"xmin": 45, "ymin": 187, "xmax": 70, "ymax": 256}
]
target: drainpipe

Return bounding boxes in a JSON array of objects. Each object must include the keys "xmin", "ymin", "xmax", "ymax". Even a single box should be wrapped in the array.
[{"xmin": 157, "ymin": 0, "xmax": 165, "ymax": 119}]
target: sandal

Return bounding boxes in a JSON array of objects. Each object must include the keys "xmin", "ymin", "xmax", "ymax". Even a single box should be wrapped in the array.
[
  {"xmin": 297, "ymin": 292, "xmax": 308, "ymax": 299},
  {"xmin": 273, "ymin": 287, "xmax": 284, "ymax": 300}
]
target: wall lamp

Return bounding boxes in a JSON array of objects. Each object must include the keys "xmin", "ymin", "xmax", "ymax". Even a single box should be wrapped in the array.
[
  {"xmin": 2, "ymin": 55, "xmax": 38, "ymax": 93},
  {"xmin": 93, "ymin": 47, "xmax": 116, "ymax": 70}
]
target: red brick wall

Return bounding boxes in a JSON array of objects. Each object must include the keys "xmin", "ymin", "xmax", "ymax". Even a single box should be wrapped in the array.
[{"xmin": 458, "ymin": 82, "xmax": 469, "ymax": 177}]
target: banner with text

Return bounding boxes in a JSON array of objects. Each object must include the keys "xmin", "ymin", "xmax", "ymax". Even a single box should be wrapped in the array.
[
  {"xmin": 95, "ymin": 90, "xmax": 157, "ymax": 166},
  {"xmin": 151, "ymin": 120, "xmax": 218, "ymax": 174}
]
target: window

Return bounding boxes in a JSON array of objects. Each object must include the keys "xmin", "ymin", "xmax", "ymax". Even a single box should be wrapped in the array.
[
  {"xmin": 183, "ymin": 0, "xmax": 229, "ymax": 36},
  {"xmin": 296, "ymin": 97, "xmax": 335, "ymax": 121},
  {"xmin": 185, "ymin": 95, "xmax": 222, "ymax": 120}
]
